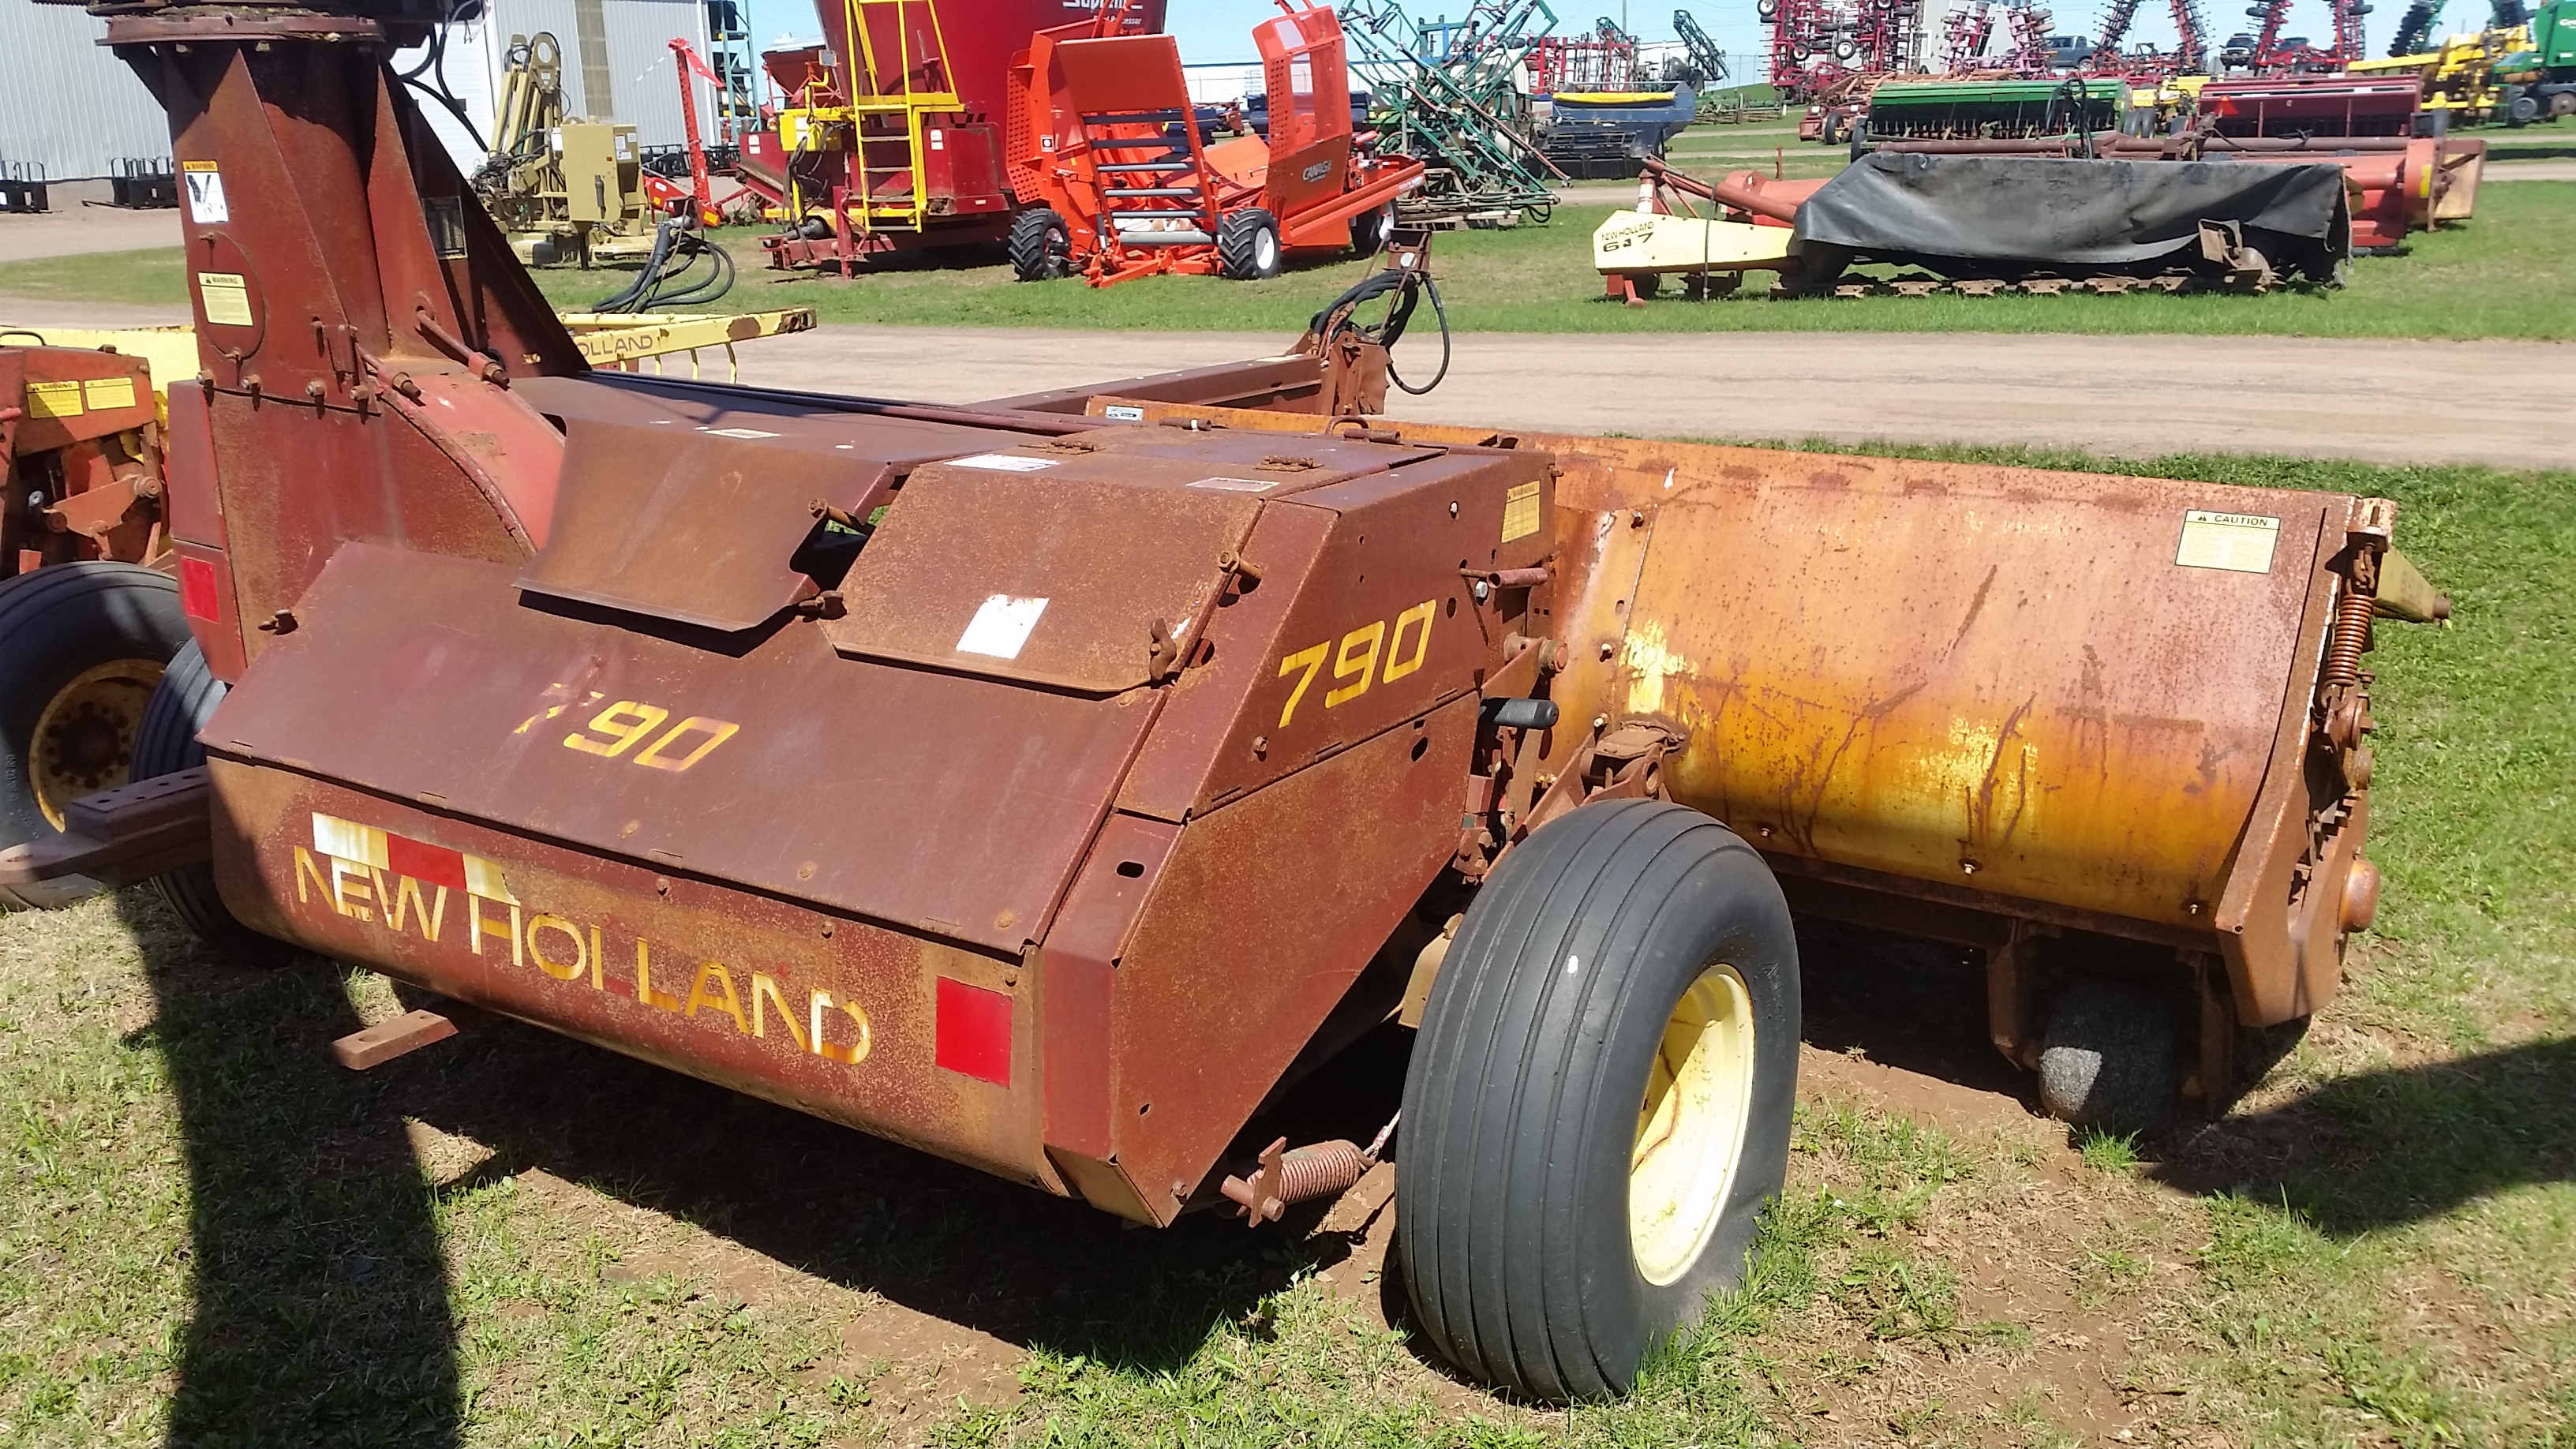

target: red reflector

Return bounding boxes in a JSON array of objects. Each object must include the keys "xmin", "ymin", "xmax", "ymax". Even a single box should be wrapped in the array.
[
  {"xmin": 384, "ymin": 833, "xmax": 470, "ymax": 892},
  {"xmin": 179, "ymin": 556, "xmax": 219, "ymax": 622},
  {"xmin": 934, "ymin": 977, "xmax": 1013, "ymax": 1085}
]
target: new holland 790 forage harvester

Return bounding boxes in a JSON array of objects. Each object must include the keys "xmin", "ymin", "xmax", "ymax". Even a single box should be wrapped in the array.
[{"xmin": 2, "ymin": 0, "xmax": 2447, "ymax": 1402}]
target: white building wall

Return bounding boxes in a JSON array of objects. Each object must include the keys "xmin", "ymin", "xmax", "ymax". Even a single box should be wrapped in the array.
[{"xmin": 0, "ymin": 5, "xmax": 178, "ymax": 181}]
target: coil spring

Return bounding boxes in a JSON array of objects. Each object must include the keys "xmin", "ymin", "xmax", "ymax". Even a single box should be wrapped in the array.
[
  {"xmin": 1271, "ymin": 1140, "xmax": 1369, "ymax": 1205},
  {"xmin": 2322, "ymin": 575, "xmax": 2376, "ymax": 690}
]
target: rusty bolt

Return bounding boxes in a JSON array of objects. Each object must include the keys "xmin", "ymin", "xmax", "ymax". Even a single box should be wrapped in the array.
[
  {"xmin": 391, "ymin": 373, "xmax": 423, "ymax": 402},
  {"xmin": 654, "ymin": 876, "xmax": 671, "ymax": 897},
  {"xmin": 257, "ymin": 608, "xmax": 297, "ymax": 635},
  {"xmin": 1960, "ymin": 859, "xmax": 1980, "ymax": 875},
  {"xmin": 1252, "ymin": 735, "xmax": 1268, "ymax": 758},
  {"xmin": 1631, "ymin": 509, "xmax": 1646, "ymax": 527},
  {"xmin": 305, "ymin": 380, "xmax": 327, "ymax": 401},
  {"xmin": 821, "ymin": 920, "xmax": 834, "ymax": 938},
  {"xmin": 242, "ymin": 374, "xmax": 263, "ymax": 397},
  {"xmin": 1592, "ymin": 715, "xmax": 1608, "ymax": 732},
  {"xmin": 1472, "ymin": 580, "xmax": 1491, "ymax": 602},
  {"xmin": 480, "ymin": 360, "xmax": 508, "ymax": 385},
  {"xmin": 2341, "ymin": 858, "xmax": 2381, "ymax": 933},
  {"xmin": 1599, "ymin": 641, "xmax": 1616, "ymax": 661}
]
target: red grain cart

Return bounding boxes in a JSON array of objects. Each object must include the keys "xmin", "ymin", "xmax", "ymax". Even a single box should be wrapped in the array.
[{"xmin": 1005, "ymin": 2, "xmax": 1424, "ymax": 285}]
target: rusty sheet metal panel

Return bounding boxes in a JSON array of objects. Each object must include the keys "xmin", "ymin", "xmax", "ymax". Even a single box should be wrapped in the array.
[
  {"xmin": 826, "ymin": 429, "xmax": 1431, "ymax": 695},
  {"xmin": 208, "ymin": 761, "xmax": 1047, "ymax": 1186},
  {"xmin": 1067, "ymin": 402, "xmax": 2379, "ymax": 1002},
  {"xmin": 1574, "ymin": 451, "xmax": 2338, "ymax": 934},
  {"xmin": 1116, "ymin": 449, "xmax": 1553, "ymax": 822},
  {"xmin": 517, "ymin": 410, "xmax": 1002, "ymax": 631},
  {"xmin": 1092, "ymin": 691, "xmax": 1482, "ymax": 1225},
  {"xmin": 208, "ymin": 392, "xmax": 533, "ymax": 667},
  {"xmin": 202, "ymin": 543, "xmax": 1153, "ymax": 956}
]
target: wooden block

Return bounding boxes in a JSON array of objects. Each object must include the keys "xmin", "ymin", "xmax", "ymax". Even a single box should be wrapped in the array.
[{"xmin": 331, "ymin": 1008, "xmax": 462, "ymax": 1071}]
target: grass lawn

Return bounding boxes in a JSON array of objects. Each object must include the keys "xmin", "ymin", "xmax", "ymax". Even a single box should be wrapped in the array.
[
  {"xmin": 2, "ymin": 441, "xmax": 2568, "ymax": 1447},
  {"xmin": 4, "ymin": 175, "xmax": 2568, "ymax": 343}
]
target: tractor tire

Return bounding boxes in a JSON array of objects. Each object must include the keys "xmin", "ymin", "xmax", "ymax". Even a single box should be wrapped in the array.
[
  {"xmin": 1216, "ymin": 208, "xmax": 1283, "ymax": 280},
  {"xmin": 0, "ymin": 563, "xmax": 190, "ymax": 911},
  {"xmin": 129, "ymin": 640, "xmax": 302, "ymax": 965},
  {"xmin": 2037, "ymin": 979, "xmax": 2185, "ymax": 1136},
  {"xmin": 1820, "ymin": 112, "xmax": 1844, "ymax": 145},
  {"xmin": 1350, "ymin": 203, "xmax": 1394, "ymax": 257},
  {"xmin": 1008, "ymin": 207, "xmax": 1071, "ymax": 281},
  {"xmin": 1396, "ymin": 799, "xmax": 1801, "ymax": 1400}
]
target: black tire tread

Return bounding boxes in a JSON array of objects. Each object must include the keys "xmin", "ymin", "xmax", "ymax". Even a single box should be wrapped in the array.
[
  {"xmin": 0, "ymin": 563, "xmax": 189, "ymax": 910},
  {"xmin": 1400, "ymin": 799, "xmax": 1796, "ymax": 1398},
  {"xmin": 1216, "ymin": 208, "xmax": 1280, "ymax": 280},
  {"xmin": 1008, "ymin": 207, "xmax": 1069, "ymax": 281},
  {"xmin": 133, "ymin": 640, "xmax": 299, "ymax": 964}
]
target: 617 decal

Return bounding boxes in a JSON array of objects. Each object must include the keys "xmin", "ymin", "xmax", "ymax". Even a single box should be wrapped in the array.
[
  {"xmin": 1276, "ymin": 599, "xmax": 1437, "ymax": 728},
  {"xmin": 515, "ymin": 689, "xmax": 740, "ymax": 772}
]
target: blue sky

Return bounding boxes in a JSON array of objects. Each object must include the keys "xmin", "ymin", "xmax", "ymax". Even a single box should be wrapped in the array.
[{"xmin": 740, "ymin": 1, "xmax": 2390, "ymax": 91}]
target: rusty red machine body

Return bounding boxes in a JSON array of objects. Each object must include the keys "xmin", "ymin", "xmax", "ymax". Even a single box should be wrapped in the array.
[
  {"xmin": 1, "ymin": 345, "xmax": 165, "ymax": 575},
  {"xmin": 10, "ymin": 0, "xmax": 2427, "ymax": 1305}
]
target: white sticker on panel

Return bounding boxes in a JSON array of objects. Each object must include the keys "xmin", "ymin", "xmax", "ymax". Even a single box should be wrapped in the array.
[
  {"xmin": 1186, "ymin": 477, "xmax": 1279, "ymax": 493},
  {"xmin": 2174, "ymin": 510, "xmax": 2280, "ymax": 574},
  {"xmin": 182, "ymin": 161, "xmax": 227, "ymax": 223},
  {"xmin": 1102, "ymin": 404, "xmax": 1146, "ymax": 421},
  {"xmin": 956, "ymin": 595, "xmax": 1050, "ymax": 659},
  {"xmin": 946, "ymin": 453, "xmax": 1058, "ymax": 472}
]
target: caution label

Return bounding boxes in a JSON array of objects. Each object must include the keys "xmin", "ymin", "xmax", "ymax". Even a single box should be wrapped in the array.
[
  {"xmin": 2174, "ymin": 510, "xmax": 2280, "ymax": 575},
  {"xmin": 1501, "ymin": 481, "xmax": 1541, "ymax": 543},
  {"xmin": 83, "ymin": 376, "xmax": 137, "ymax": 411},
  {"xmin": 197, "ymin": 271, "xmax": 253, "ymax": 327},
  {"xmin": 27, "ymin": 380, "xmax": 84, "ymax": 418},
  {"xmin": 181, "ymin": 159, "xmax": 228, "ymax": 223}
]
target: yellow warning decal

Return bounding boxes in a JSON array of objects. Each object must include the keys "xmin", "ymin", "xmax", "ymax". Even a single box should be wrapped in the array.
[
  {"xmin": 2174, "ymin": 510, "xmax": 2279, "ymax": 575},
  {"xmin": 1501, "ymin": 481, "xmax": 1541, "ymax": 543},
  {"xmin": 27, "ymin": 381, "xmax": 84, "ymax": 418},
  {"xmin": 197, "ymin": 271, "xmax": 253, "ymax": 327},
  {"xmin": 82, "ymin": 377, "xmax": 137, "ymax": 410}
]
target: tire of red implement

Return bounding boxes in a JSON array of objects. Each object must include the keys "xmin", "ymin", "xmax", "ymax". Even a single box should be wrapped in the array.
[{"xmin": 1395, "ymin": 799, "xmax": 1801, "ymax": 1399}]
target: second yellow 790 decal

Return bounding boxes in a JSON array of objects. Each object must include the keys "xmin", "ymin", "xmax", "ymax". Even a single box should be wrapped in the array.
[{"xmin": 1276, "ymin": 600, "xmax": 1439, "ymax": 728}]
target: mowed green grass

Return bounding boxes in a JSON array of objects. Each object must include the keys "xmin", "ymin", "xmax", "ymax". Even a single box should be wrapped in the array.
[
  {"xmin": 546, "ymin": 178, "xmax": 2570, "ymax": 339},
  {"xmin": 2, "ymin": 443, "xmax": 2568, "ymax": 1447},
  {"xmin": 7, "ymin": 167, "xmax": 2569, "ymax": 341}
]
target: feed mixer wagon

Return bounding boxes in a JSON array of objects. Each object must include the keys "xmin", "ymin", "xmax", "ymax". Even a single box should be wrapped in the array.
[
  {"xmin": 3, "ymin": 0, "xmax": 2442, "ymax": 1402},
  {"xmin": 1005, "ymin": 1, "xmax": 1425, "ymax": 284}
]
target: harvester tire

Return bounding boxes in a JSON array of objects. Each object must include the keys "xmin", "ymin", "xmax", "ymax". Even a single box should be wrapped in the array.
[
  {"xmin": 1009, "ymin": 207, "xmax": 1071, "ymax": 281},
  {"xmin": 2037, "ymin": 979, "xmax": 2185, "ymax": 1136},
  {"xmin": 1395, "ymin": 799, "xmax": 1800, "ymax": 1399},
  {"xmin": 1217, "ymin": 208, "xmax": 1282, "ymax": 279},
  {"xmin": 0, "ymin": 563, "xmax": 190, "ymax": 911},
  {"xmin": 131, "ymin": 640, "xmax": 302, "ymax": 966}
]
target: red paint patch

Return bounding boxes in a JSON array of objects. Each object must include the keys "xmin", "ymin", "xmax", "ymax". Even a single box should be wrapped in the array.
[
  {"xmin": 179, "ymin": 556, "xmax": 219, "ymax": 622},
  {"xmin": 384, "ymin": 833, "xmax": 470, "ymax": 891},
  {"xmin": 935, "ymin": 977, "xmax": 1013, "ymax": 1085}
]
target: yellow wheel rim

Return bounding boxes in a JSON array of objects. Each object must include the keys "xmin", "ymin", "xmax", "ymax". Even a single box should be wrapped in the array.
[
  {"xmin": 30, "ymin": 658, "xmax": 164, "ymax": 831},
  {"xmin": 1629, "ymin": 962, "xmax": 1758, "ymax": 1286}
]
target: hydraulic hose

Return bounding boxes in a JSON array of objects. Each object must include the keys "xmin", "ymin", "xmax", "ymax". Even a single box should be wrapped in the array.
[{"xmin": 1309, "ymin": 261, "xmax": 1451, "ymax": 396}]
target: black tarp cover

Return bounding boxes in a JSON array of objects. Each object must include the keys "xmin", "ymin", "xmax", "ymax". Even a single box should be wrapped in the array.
[{"xmin": 1794, "ymin": 152, "xmax": 2352, "ymax": 274}]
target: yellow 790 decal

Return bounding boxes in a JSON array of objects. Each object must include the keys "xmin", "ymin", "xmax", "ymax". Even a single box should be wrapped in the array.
[
  {"xmin": 1277, "ymin": 600, "xmax": 1437, "ymax": 728},
  {"xmin": 515, "ymin": 690, "xmax": 741, "ymax": 772}
]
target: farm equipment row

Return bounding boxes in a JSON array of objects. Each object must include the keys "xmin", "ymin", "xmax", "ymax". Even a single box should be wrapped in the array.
[{"xmin": 1, "ymin": 0, "xmax": 2449, "ymax": 1404}]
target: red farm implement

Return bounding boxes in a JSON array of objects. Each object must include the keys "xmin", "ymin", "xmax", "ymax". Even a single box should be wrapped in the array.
[{"xmin": 1005, "ymin": 2, "xmax": 1425, "ymax": 286}]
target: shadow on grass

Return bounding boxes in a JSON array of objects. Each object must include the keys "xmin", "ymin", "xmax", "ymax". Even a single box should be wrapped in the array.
[
  {"xmin": 2157, "ymin": 1035, "xmax": 2576, "ymax": 1234},
  {"xmin": 115, "ymin": 892, "xmax": 460, "ymax": 1447},
  {"xmin": 376, "ymin": 983, "xmax": 1405, "ymax": 1378}
]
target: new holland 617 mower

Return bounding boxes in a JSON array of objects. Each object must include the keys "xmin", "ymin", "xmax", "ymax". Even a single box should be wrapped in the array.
[{"xmin": 1, "ymin": 0, "xmax": 2443, "ymax": 1401}]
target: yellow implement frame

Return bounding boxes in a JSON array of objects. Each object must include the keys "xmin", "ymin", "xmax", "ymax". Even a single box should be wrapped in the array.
[{"xmin": 4, "ymin": 309, "xmax": 818, "ymax": 394}]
